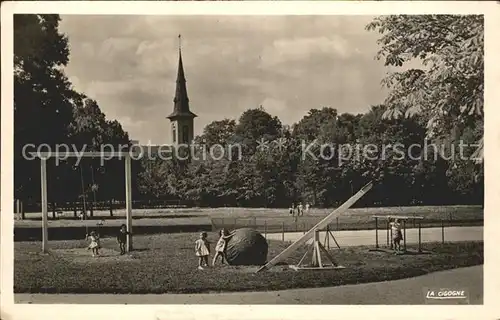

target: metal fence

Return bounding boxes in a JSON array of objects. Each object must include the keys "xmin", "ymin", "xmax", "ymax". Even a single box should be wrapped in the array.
[
  {"xmin": 211, "ymin": 215, "xmax": 484, "ymax": 243},
  {"xmin": 13, "ymin": 199, "xmax": 193, "ymax": 219}
]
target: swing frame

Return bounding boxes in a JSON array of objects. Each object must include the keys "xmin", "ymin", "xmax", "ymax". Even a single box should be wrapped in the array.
[{"xmin": 30, "ymin": 151, "xmax": 136, "ymax": 253}]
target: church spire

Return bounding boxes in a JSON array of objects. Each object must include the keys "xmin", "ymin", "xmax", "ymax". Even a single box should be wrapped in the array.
[{"xmin": 167, "ymin": 34, "xmax": 197, "ymax": 120}]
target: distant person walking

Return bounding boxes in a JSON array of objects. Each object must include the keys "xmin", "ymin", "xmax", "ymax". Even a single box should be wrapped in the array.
[
  {"xmin": 388, "ymin": 218, "xmax": 403, "ymax": 252},
  {"xmin": 305, "ymin": 203, "xmax": 310, "ymax": 214},
  {"xmin": 298, "ymin": 203, "xmax": 303, "ymax": 216}
]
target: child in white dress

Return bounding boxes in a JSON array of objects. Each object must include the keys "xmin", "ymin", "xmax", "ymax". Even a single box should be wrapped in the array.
[
  {"xmin": 195, "ymin": 232, "xmax": 210, "ymax": 270},
  {"xmin": 388, "ymin": 218, "xmax": 403, "ymax": 253},
  {"xmin": 212, "ymin": 229, "xmax": 234, "ymax": 266},
  {"xmin": 86, "ymin": 230, "xmax": 100, "ymax": 257}
]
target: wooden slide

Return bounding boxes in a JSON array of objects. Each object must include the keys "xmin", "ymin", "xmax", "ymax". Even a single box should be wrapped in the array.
[{"xmin": 256, "ymin": 181, "xmax": 373, "ymax": 272}]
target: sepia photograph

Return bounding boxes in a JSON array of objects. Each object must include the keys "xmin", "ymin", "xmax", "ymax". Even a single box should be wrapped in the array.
[{"xmin": 1, "ymin": 1, "xmax": 498, "ymax": 319}]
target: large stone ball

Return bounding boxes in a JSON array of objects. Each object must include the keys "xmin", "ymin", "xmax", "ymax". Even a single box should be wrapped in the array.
[{"xmin": 224, "ymin": 228, "xmax": 268, "ymax": 266}]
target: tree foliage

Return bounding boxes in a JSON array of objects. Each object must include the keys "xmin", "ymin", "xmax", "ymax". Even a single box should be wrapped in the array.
[
  {"xmin": 366, "ymin": 15, "xmax": 483, "ymax": 161},
  {"xmin": 14, "ymin": 15, "xmax": 130, "ymax": 204}
]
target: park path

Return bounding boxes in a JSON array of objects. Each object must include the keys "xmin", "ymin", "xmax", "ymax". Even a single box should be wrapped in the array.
[
  {"xmin": 264, "ymin": 226, "xmax": 483, "ymax": 248},
  {"xmin": 14, "ymin": 265, "xmax": 483, "ymax": 304}
]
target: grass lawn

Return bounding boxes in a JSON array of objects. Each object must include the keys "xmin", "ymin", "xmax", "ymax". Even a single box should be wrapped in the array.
[
  {"xmin": 15, "ymin": 232, "xmax": 483, "ymax": 294},
  {"xmin": 14, "ymin": 205, "xmax": 483, "ymax": 241},
  {"xmin": 15, "ymin": 205, "xmax": 483, "ymax": 229}
]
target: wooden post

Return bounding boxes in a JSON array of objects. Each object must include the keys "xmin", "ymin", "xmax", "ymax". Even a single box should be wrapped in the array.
[
  {"xmin": 386, "ymin": 220, "xmax": 389, "ymax": 247},
  {"xmin": 336, "ymin": 217, "xmax": 339, "ymax": 230},
  {"xmin": 109, "ymin": 199, "xmax": 113, "ymax": 217},
  {"xmin": 21, "ymin": 200, "xmax": 25, "ymax": 220},
  {"xmin": 418, "ymin": 221, "xmax": 422, "ymax": 253},
  {"xmin": 326, "ymin": 225, "xmax": 330, "ymax": 249},
  {"xmin": 52, "ymin": 201, "xmax": 56, "ymax": 219},
  {"xmin": 312, "ymin": 230, "xmax": 322, "ymax": 268},
  {"xmin": 449, "ymin": 212, "xmax": 452, "ymax": 227},
  {"xmin": 41, "ymin": 159, "xmax": 49, "ymax": 253},
  {"xmin": 90, "ymin": 201, "xmax": 94, "ymax": 217},
  {"xmin": 403, "ymin": 219, "xmax": 407, "ymax": 251},
  {"xmin": 264, "ymin": 220, "xmax": 267, "ymax": 239},
  {"xmin": 441, "ymin": 219, "xmax": 445, "ymax": 244},
  {"xmin": 390, "ymin": 227, "xmax": 393, "ymax": 249},
  {"xmin": 282, "ymin": 222, "xmax": 285, "ymax": 241},
  {"xmin": 73, "ymin": 203, "xmax": 77, "ymax": 218},
  {"xmin": 125, "ymin": 155, "xmax": 133, "ymax": 252},
  {"xmin": 375, "ymin": 217, "xmax": 379, "ymax": 249},
  {"xmin": 16, "ymin": 199, "xmax": 25, "ymax": 220}
]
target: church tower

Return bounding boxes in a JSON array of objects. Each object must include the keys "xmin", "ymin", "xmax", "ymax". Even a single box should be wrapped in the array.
[{"xmin": 167, "ymin": 35, "xmax": 197, "ymax": 146}]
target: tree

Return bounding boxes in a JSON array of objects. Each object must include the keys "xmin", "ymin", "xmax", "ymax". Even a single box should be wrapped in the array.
[
  {"xmin": 293, "ymin": 108, "xmax": 361, "ymax": 206},
  {"xmin": 14, "ymin": 14, "xmax": 75, "ymax": 202},
  {"xmin": 194, "ymin": 119, "xmax": 236, "ymax": 147},
  {"xmin": 366, "ymin": 15, "xmax": 484, "ymax": 162},
  {"xmin": 69, "ymin": 96, "xmax": 107, "ymax": 150},
  {"xmin": 233, "ymin": 107, "xmax": 282, "ymax": 154},
  {"xmin": 14, "ymin": 14, "xmax": 131, "ymax": 205},
  {"xmin": 138, "ymin": 158, "xmax": 177, "ymax": 199},
  {"xmin": 14, "ymin": 15, "xmax": 74, "ymax": 148},
  {"xmin": 292, "ymin": 107, "xmax": 338, "ymax": 142}
]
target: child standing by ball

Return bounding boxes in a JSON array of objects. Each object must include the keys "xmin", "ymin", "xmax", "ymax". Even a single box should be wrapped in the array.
[
  {"xmin": 86, "ymin": 230, "xmax": 100, "ymax": 257},
  {"xmin": 212, "ymin": 229, "xmax": 234, "ymax": 266},
  {"xmin": 195, "ymin": 232, "xmax": 210, "ymax": 270}
]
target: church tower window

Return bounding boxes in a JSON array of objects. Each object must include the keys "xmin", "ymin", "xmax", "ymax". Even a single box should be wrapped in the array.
[{"xmin": 182, "ymin": 125, "xmax": 189, "ymax": 144}]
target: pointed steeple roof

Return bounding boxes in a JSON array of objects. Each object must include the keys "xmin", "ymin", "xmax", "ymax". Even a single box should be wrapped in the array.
[{"xmin": 167, "ymin": 35, "xmax": 197, "ymax": 120}]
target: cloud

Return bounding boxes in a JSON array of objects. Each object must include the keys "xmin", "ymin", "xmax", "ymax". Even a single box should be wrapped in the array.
[
  {"xmin": 59, "ymin": 15, "xmax": 391, "ymax": 144},
  {"xmin": 260, "ymin": 35, "xmax": 353, "ymax": 68}
]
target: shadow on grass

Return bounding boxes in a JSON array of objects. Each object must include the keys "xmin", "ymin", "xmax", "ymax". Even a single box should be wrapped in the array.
[
  {"xmin": 22, "ymin": 214, "xmax": 204, "ymax": 221},
  {"xmin": 367, "ymin": 248, "xmax": 433, "ymax": 255},
  {"xmin": 14, "ymin": 224, "xmax": 212, "ymax": 241}
]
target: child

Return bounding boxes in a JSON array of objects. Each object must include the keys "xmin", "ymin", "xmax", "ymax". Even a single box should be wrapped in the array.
[
  {"xmin": 195, "ymin": 232, "xmax": 210, "ymax": 270},
  {"xmin": 388, "ymin": 218, "xmax": 403, "ymax": 253},
  {"xmin": 212, "ymin": 229, "xmax": 234, "ymax": 266},
  {"xmin": 86, "ymin": 230, "xmax": 100, "ymax": 257},
  {"xmin": 117, "ymin": 224, "xmax": 131, "ymax": 255}
]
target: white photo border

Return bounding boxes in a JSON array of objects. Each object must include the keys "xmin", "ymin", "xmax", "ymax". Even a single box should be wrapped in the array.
[{"xmin": 1, "ymin": 1, "xmax": 499, "ymax": 320}]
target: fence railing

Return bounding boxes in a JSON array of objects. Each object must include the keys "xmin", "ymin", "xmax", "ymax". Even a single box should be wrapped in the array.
[
  {"xmin": 210, "ymin": 215, "xmax": 484, "ymax": 241},
  {"xmin": 13, "ymin": 199, "xmax": 193, "ymax": 219},
  {"xmin": 210, "ymin": 216, "xmax": 483, "ymax": 253}
]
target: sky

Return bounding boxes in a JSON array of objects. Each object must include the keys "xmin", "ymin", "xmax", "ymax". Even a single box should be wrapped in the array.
[{"xmin": 59, "ymin": 15, "xmax": 395, "ymax": 145}]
